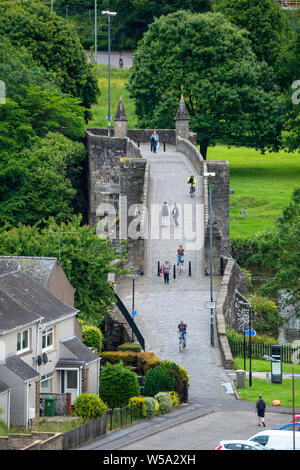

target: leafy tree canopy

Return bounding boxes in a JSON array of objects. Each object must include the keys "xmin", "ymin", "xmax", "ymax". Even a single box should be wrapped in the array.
[
  {"xmin": 128, "ymin": 10, "xmax": 284, "ymax": 158},
  {"xmin": 0, "ymin": 132, "xmax": 86, "ymax": 226},
  {"xmin": 250, "ymin": 187, "xmax": 300, "ymax": 315},
  {"xmin": 0, "ymin": 0, "xmax": 99, "ymax": 109},
  {"xmin": 213, "ymin": 0, "xmax": 288, "ymax": 65}
]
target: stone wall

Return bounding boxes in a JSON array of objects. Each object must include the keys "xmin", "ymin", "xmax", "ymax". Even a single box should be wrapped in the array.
[
  {"xmin": 215, "ymin": 256, "xmax": 248, "ymax": 369},
  {"xmin": 0, "ymin": 432, "xmax": 63, "ymax": 450},
  {"xmin": 176, "ymin": 135, "xmax": 203, "ymax": 175},
  {"xmin": 40, "ymin": 393, "xmax": 68, "ymax": 416}
]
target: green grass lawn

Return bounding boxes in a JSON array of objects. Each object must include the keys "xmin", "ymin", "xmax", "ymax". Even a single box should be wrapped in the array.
[
  {"xmin": 88, "ymin": 65, "xmax": 137, "ymax": 130},
  {"xmin": 233, "ymin": 357, "xmax": 300, "ymax": 374},
  {"xmin": 207, "ymin": 145, "xmax": 300, "ymax": 241},
  {"xmin": 237, "ymin": 379, "xmax": 300, "ymax": 408}
]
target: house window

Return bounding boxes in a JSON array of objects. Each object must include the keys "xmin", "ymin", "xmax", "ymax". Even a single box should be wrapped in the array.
[
  {"xmin": 17, "ymin": 329, "xmax": 30, "ymax": 354},
  {"xmin": 42, "ymin": 326, "xmax": 54, "ymax": 351},
  {"xmin": 40, "ymin": 373, "xmax": 53, "ymax": 394}
]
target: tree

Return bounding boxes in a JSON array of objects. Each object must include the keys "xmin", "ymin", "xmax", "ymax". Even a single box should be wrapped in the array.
[
  {"xmin": 0, "ymin": 215, "xmax": 126, "ymax": 323},
  {"xmin": 99, "ymin": 362, "xmax": 140, "ymax": 408},
  {"xmin": 128, "ymin": 10, "xmax": 284, "ymax": 158},
  {"xmin": 0, "ymin": 0, "xmax": 99, "ymax": 110},
  {"xmin": 212, "ymin": 0, "xmax": 288, "ymax": 65},
  {"xmin": 250, "ymin": 187, "xmax": 300, "ymax": 316}
]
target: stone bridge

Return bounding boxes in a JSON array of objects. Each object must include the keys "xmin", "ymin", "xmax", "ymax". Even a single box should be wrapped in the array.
[{"xmin": 86, "ymin": 96, "xmax": 249, "ymax": 404}]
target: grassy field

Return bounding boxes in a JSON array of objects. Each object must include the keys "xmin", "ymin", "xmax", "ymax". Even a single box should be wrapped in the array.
[
  {"xmin": 237, "ymin": 379, "xmax": 300, "ymax": 408},
  {"xmin": 207, "ymin": 145, "xmax": 300, "ymax": 241},
  {"xmin": 88, "ymin": 66, "xmax": 300, "ymax": 241},
  {"xmin": 88, "ymin": 65, "xmax": 137, "ymax": 129},
  {"xmin": 233, "ymin": 357, "xmax": 300, "ymax": 374}
]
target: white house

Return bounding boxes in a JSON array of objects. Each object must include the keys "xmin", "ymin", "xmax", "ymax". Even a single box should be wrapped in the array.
[{"xmin": 0, "ymin": 257, "xmax": 101, "ymax": 428}]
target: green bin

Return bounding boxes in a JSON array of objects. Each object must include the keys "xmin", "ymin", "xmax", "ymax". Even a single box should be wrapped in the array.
[{"xmin": 45, "ymin": 396, "xmax": 56, "ymax": 417}]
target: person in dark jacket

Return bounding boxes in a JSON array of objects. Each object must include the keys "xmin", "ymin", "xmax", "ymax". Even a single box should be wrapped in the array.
[{"xmin": 256, "ymin": 394, "xmax": 266, "ymax": 427}]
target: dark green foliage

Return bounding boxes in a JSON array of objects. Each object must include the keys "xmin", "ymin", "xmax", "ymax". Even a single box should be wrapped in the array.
[
  {"xmin": 250, "ymin": 188, "xmax": 300, "ymax": 314},
  {"xmin": 248, "ymin": 295, "xmax": 282, "ymax": 337},
  {"xmin": 128, "ymin": 10, "xmax": 284, "ymax": 159},
  {"xmin": 213, "ymin": 0, "xmax": 288, "ymax": 65},
  {"xmin": 144, "ymin": 364, "xmax": 176, "ymax": 397},
  {"xmin": 0, "ymin": 0, "xmax": 99, "ymax": 109},
  {"xmin": 231, "ymin": 239, "xmax": 259, "ymax": 267},
  {"xmin": 118, "ymin": 343, "xmax": 142, "ymax": 352},
  {"xmin": 99, "ymin": 362, "xmax": 140, "ymax": 408},
  {"xmin": 74, "ymin": 393, "xmax": 107, "ymax": 419}
]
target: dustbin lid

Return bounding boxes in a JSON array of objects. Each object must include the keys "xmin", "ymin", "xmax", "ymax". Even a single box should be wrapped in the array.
[
  {"xmin": 45, "ymin": 396, "xmax": 56, "ymax": 401},
  {"xmin": 236, "ymin": 369, "xmax": 245, "ymax": 374}
]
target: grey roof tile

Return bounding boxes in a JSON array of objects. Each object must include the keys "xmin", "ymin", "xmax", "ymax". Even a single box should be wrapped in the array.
[
  {"xmin": 4, "ymin": 354, "xmax": 40, "ymax": 381},
  {"xmin": 60, "ymin": 336, "xmax": 99, "ymax": 364}
]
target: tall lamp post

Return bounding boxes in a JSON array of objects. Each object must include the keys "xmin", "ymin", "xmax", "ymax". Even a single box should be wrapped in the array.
[
  {"xmin": 204, "ymin": 172, "xmax": 215, "ymax": 346},
  {"xmin": 264, "ymin": 354, "xmax": 295, "ymax": 450},
  {"xmin": 94, "ymin": 0, "xmax": 97, "ymax": 65},
  {"xmin": 101, "ymin": 10, "xmax": 117, "ymax": 137}
]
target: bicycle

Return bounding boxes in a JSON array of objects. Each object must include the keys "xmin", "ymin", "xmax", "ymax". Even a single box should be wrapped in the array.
[
  {"xmin": 189, "ymin": 184, "xmax": 195, "ymax": 198},
  {"xmin": 179, "ymin": 332, "xmax": 185, "ymax": 353},
  {"xmin": 177, "ymin": 257, "xmax": 184, "ymax": 275}
]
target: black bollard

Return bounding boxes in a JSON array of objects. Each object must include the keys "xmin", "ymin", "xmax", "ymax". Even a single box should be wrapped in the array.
[
  {"xmin": 173, "ymin": 264, "xmax": 176, "ymax": 279},
  {"xmin": 189, "ymin": 261, "xmax": 192, "ymax": 276},
  {"xmin": 137, "ymin": 140, "xmax": 140, "ymax": 148},
  {"xmin": 158, "ymin": 261, "xmax": 161, "ymax": 276},
  {"xmin": 163, "ymin": 141, "xmax": 166, "ymax": 152}
]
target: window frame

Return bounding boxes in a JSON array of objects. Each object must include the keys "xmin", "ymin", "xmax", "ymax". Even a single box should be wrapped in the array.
[
  {"xmin": 41, "ymin": 326, "xmax": 55, "ymax": 352},
  {"xmin": 40, "ymin": 373, "xmax": 53, "ymax": 394},
  {"xmin": 17, "ymin": 329, "xmax": 30, "ymax": 354}
]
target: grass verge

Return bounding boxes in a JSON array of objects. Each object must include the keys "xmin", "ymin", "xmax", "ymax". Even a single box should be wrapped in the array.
[{"xmin": 237, "ymin": 379, "xmax": 300, "ymax": 408}]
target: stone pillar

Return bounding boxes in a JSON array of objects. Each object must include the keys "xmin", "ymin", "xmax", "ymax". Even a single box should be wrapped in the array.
[
  {"xmin": 114, "ymin": 96, "xmax": 128, "ymax": 138},
  {"xmin": 175, "ymin": 95, "xmax": 190, "ymax": 140}
]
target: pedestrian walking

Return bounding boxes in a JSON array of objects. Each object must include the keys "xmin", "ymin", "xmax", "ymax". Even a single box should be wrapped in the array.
[
  {"xmin": 161, "ymin": 202, "xmax": 169, "ymax": 227},
  {"xmin": 150, "ymin": 130, "xmax": 159, "ymax": 153},
  {"xmin": 255, "ymin": 394, "xmax": 266, "ymax": 427},
  {"xmin": 162, "ymin": 261, "xmax": 170, "ymax": 284},
  {"xmin": 172, "ymin": 203, "xmax": 179, "ymax": 227}
]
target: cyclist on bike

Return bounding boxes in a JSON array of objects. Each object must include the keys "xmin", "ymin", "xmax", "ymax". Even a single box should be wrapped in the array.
[
  {"xmin": 187, "ymin": 175, "xmax": 196, "ymax": 193},
  {"xmin": 176, "ymin": 244, "xmax": 185, "ymax": 266},
  {"xmin": 177, "ymin": 321, "xmax": 188, "ymax": 348}
]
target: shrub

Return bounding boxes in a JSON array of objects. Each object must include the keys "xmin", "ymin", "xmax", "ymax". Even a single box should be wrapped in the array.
[
  {"xmin": 226, "ymin": 325, "xmax": 277, "ymax": 345},
  {"xmin": 99, "ymin": 361, "xmax": 140, "ymax": 408},
  {"xmin": 154, "ymin": 392, "xmax": 173, "ymax": 414},
  {"xmin": 118, "ymin": 343, "xmax": 142, "ymax": 352},
  {"xmin": 128, "ymin": 397, "xmax": 146, "ymax": 417},
  {"xmin": 136, "ymin": 352, "xmax": 160, "ymax": 375},
  {"xmin": 168, "ymin": 391, "xmax": 180, "ymax": 408},
  {"xmin": 73, "ymin": 393, "xmax": 107, "ymax": 419},
  {"xmin": 144, "ymin": 364, "xmax": 176, "ymax": 397},
  {"xmin": 159, "ymin": 361, "xmax": 184, "ymax": 394},
  {"xmin": 100, "ymin": 351, "xmax": 138, "ymax": 368},
  {"xmin": 144, "ymin": 397, "xmax": 156, "ymax": 418},
  {"xmin": 248, "ymin": 295, "xmax": 282, "ymax": 337},
  {"xmin": 82, "ymin": 324, "xmax": 103, "ymax": 352}
]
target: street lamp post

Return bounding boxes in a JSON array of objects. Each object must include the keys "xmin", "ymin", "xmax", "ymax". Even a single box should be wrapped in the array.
[
  {"xmin": 204, "ymin": 172, "xmax": 215, "ymax": 346},
  {"xmin": 94, "ymin": 0, "xmax": 97, "ymax": 65},
  {"xmin": 51, "ymin": 0, "xmax": 54, "ymax": 13},
  {"xmin": 102, "ymin": 10, "xmax": 117, "ymax": 137}
]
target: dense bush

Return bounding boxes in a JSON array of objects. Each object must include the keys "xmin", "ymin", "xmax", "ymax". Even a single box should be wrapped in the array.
[
  {"xmin": 144, "ymin": 365, "xmax": 176, "ymax": 397},
  {"xmin": 248, "ymin": 295, "xmax": 282, "ymax": 337},
  {"xmin": 101, "ymin": 351, "xmax": 159, "ymax": 375},
  {"xmin": 118, "ymin": 343, "xmax": 142, "ymax": 352},
  {"xmin": 159, "ymin": 361, "xmax": 184, "ymax": 395},
  {"xmin": 99, "ymin": 361, "xmax": 140, "ymax": 408},
  {"xmin": 154, "ymin": 392, "xmax": 173, "ymax": 414},
  {"xmin": 144, "ymin": 397, "xmax": 157, "ymax": 418},
  {"xmin": 230, "ymin": 239, "xmax": 259, "ymax": 267},
  {"xmin": 168, "ymin": 391, "xmax": 180, "ymax": 409},
  {"xmin": 73, "ymin": 393, "xmax": 107, "ymax": 419},
  {"xmin": 128, "ymin": 397, "xmax": 146, "ymax": 418},
  {"xmin": 81, "ymin": 324, "xmax": 103, "ymax": 352},
  {"xmin": 226, "ymin": 325, "xmax": 277, "ymax": 345}
]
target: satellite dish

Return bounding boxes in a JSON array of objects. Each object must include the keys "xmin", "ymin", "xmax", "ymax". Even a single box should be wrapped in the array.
[
  {"xmin": 36, "ymin": 355, "xmax": 43, "ymax": 366},
  {"xmin": 42, "ymin": 353, "xmax": 48, "ymax": 364}
]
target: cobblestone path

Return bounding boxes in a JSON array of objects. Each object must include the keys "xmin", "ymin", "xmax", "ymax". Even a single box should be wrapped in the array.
[{"xmin": 116, "ymin": 145, "xmax": 235, "ymax": 405}]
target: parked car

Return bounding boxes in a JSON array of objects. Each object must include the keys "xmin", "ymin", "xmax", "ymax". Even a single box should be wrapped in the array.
[
  {"xmin": 215, "ymin": 440, "xmax": 269, "ymax": 450},
  {"xmin": 290, "ymin": 415, "xmax": 300, "ymax": 424},
  {"xmin": 277, "ymin": 423, "xmax": 300, "ymax": 431},
  {"xmin": 249, "ymin": 430, "xmax": 300, "ymax": 450}
]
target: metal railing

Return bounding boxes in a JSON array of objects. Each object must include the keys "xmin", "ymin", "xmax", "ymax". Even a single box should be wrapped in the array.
[
  {"xmin": 229, "ymin": 339, "xmax": 295, "ymax": 363},
  {"xmin": 106, "ymin": 403, "xmax": 144, "ymax": 432},
  {"xmin": 113, "ymin": 290, "xmax": 145, "ymax": 351},
  {"xmin": 275, "ymin": 0, "xmax": 299, "ymax": 7}
]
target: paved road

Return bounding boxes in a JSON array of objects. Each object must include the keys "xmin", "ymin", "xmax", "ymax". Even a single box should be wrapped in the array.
[
  {"xmin": 87, "ymin": 50, "xmax": 133, "ymax": 68},
  {"xmin": 117, "ymin": 145, "xmax": 234, "ymax": 405}
]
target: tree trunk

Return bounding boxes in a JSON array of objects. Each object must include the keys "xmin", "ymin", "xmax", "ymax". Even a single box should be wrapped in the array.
[{"xmin": 200, "ymin": 140, "xmax": 208, "ymax": 160}]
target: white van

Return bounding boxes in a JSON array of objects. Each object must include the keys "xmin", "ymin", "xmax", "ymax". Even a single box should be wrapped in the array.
[{"xmin": 248, "ymin": 430, "xmax": 300, "ymax": 450}]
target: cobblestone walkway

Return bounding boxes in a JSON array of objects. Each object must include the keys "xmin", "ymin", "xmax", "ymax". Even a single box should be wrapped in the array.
[{"xmin": 116, "ymin": 145, "xmax": 235, "ymax": 406}]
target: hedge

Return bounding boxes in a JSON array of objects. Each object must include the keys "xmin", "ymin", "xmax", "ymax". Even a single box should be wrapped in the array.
[
  {"xmin": 73, "ymin": 393, "xmax": 107, "ymax": 419},
  {"xmin": 118, "ymin": 343, "xmax": 142, "ymax": 352},
  {"xmin": 128, "ymin": 396, "xmax": 146, "ymax": 417},
  {"xmin": 154, "ymin": 392, "xmax": 173, "ymax": 414},
  {"xmin": 99, "ymin": 361, "xmax": 140, "ymax": 408},
  {"xmin": 101, "ymin": 351, "xmax": 159, "ymax": 375}
]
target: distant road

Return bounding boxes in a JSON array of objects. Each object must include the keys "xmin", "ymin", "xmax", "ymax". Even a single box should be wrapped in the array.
[{"xmin": 86, "ymin": 50, "xmax": 133, "ymax": 68}]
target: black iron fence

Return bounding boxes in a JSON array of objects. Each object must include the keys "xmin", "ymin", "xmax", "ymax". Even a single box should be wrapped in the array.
[
  {"xmin": 229, "ymin": 339, "xmax": 295, "ymax": 363},
  {"xmin": 106, "ymin": 403, "xmax": 144, "ymax": 432}
]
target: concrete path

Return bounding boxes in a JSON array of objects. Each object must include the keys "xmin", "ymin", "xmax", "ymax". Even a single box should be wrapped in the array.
[{"xmin": 116, "ymin": 145, "xmax": 235, "ymax": 405}]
